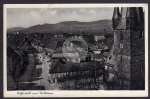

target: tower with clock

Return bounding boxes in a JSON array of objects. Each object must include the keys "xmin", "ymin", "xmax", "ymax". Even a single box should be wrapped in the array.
[{"xmin": 112, "ymin": 7, "xmax": 144, "ymax": 90}]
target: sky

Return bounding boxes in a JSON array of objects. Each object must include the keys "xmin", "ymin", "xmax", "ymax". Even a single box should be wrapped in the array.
[{"xmin": 7, "ymin": 8, "xmax": 114, "ymax": 29}]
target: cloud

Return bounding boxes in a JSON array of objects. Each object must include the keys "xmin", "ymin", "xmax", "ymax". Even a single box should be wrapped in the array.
[{"xmin": 7, "ymin": 8, "xmax": 113, "ymax": 28}]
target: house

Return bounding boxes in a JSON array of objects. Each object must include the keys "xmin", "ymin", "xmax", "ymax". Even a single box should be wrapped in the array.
[
  {"xmin": 48, "ymin": 59, "xmax": 67, "ymax": 83},
  {"xmin": 51, "ymin": 46, "xmax": 82, "ymax": 63},
  {"xmin": 51, "ymin": 47, "xmax": 66, "ymax": 63},
  {"xmin": 49, "ymin": 59, "xmax": 106, "ymax": 83}
]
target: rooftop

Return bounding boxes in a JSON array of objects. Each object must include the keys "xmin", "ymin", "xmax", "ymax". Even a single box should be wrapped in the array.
[{"xmin": 49, "ymin": 60, "xmax": 104, "ymax": 74}]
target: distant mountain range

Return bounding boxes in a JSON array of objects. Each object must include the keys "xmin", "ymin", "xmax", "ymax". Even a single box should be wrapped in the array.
[
  {"xmin": 7, "ymin": 20, "xmax": 112, "ymax": 34},
  {"xmin": 7, "ymin": 27, "xmax": 26, "ymax": 33}
]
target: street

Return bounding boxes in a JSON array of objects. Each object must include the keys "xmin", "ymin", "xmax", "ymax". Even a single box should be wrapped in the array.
[{"xmin": 32, "ymin": 53, "xmax": 51, "ymax": 90}]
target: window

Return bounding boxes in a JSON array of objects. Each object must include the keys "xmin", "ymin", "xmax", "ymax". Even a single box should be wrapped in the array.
[{"xmin": 120, "ymin": 32, "xmax": 123, "ymax": 40}]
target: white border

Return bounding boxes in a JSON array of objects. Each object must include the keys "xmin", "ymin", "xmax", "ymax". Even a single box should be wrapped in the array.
[{"xmin": 3, "ymin": 4, "xmax": 148, "ymax": 97}]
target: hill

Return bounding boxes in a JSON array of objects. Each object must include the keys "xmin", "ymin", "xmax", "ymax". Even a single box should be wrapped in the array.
[
  {"xmin": 7, "ymin": 20, "xmax": 112, "ymax": 34},
  {"xmin": 7, "ymin": 27, "xmax": 26, "ymax": 33}
]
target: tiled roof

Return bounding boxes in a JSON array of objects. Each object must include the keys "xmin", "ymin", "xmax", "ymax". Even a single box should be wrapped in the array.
[
  {"xmin": 42, "ymin": 37, "xmax": 58, "ymax": 50},
  {"xmin": 49, "ymin": 59, "xmax": 67, "ymax": 73},
  {"xmin": 49, "ymin": 60, "xmax": 104, "ymax": 74},
  {"xmin": 64, "ymin": 62, "xmax": 103, "ymax": 72}
]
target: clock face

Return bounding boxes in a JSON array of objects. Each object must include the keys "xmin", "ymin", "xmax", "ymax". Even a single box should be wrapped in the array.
[{"xmin": 62, "ymin": 36, "xmax": 88, "ymax": 62}]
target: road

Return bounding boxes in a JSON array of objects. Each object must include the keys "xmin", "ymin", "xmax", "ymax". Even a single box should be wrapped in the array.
[
  {"xmin": 33, "ymin": 53, "xmax": 51, "ymax": 89},
  {"xmin": 32, "ymin": 53, "xmax": 61, "ymax": 90}
]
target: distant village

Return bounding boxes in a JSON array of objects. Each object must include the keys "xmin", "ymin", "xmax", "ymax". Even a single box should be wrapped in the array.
[{"xmin": 7, "ymin": 7, "xmax": 145, "ymax": 90}]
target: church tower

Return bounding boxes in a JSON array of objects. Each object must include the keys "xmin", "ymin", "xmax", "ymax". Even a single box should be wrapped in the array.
[{"xmin": 112, "ymin": 7, "xmax": 144, "ymax": 90}]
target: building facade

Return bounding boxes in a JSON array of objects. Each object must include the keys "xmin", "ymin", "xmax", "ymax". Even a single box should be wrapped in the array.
[{"xmin": 112, "ymin": 7, "xmax": 144, "ymax": 90}]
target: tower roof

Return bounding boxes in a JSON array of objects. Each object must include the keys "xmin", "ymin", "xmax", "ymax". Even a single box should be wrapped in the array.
[
  {"xmin": 116, "ymin": 7, "xmax": 128, "ymax": 29},
  {"xmin": 115, "ymin": 7, "xmax": 144, "ymax": 30},
  {"xmin": 136, "ymin": 7, "xmax": 144, "ymax": 28},
  {"xmin": 112, "ymin": 7, "xmax": 120, "ymax": 19},
  {"xmin": 126, "ymin": 7, "xmax": 137, "ymax": 18}
]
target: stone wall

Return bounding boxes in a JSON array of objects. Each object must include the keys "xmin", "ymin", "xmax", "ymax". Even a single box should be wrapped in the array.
[
  {"xmin": 131, "ymin": 55, "xmax": 145, "ymax": 90},
  {"xmin": 113, "ymin": 29, "xmax": 144, "ymax": 90}
]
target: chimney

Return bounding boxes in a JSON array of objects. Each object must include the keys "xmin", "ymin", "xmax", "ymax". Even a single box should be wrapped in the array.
[{"xmin": 112, "ymin": 7, "xmax": 120, "ymax": 29}]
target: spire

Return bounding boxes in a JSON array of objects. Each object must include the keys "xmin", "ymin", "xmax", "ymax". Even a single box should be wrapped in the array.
[
  {"xmin": 126, "ymin": 7, "xmax": 138, "ymax": 29},
  {"xmin": 126, "ymin": 7, "xmax": 137, "ymax": 18},
  {"xmin": 116, "ymin": 7, "xmax": 128, "ymax": 29},
  {"xmin": 112, "ymin": 7, "xmax": 120, "ymax": 19},
  {"xmin": 112, "ymin": 7, "xmax": 120, "ymax": 29},
  {"xmin": 136, "ymin": 7, "xmax": 144, "ymax": 29},
  {"xmin": 113, "ymin": 7, "xmax": 144, "ymax": 30}
]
